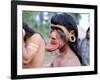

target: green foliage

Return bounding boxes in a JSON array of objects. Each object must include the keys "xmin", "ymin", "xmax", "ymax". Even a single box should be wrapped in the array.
[{"xmin": 23, "ymin": 11, "xmax": 50, "ymax": 43}]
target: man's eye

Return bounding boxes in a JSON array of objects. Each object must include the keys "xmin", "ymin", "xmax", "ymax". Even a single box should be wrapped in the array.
[
  {"xmin": 57, "ymin": 29, "xmax": 61, "ymax": 32},
  {"xmin": 50, "ymin": 27, "xmax": 64, "ymax": 34},
  {"xmin": 56, "ymin": 29, "xmax": 63, "ymax": 33}
]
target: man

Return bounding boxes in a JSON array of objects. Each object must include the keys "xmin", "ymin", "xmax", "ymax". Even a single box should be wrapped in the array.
[
  {"xmin": 22, "ymin": 22, "xmax": 45, "ymax": 68},
  {"xmin": 80, "ymin": 27, "xmax": 90, "ymax": 66},
  {"xmin": 46, "ymin": 13, "xmax": 82, "ymax": 67}
]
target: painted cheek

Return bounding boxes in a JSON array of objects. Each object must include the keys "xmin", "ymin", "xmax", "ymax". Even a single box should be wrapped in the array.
[{"xmin": 46, "ymin": 32, "xmax": 59, "ymax": 52}]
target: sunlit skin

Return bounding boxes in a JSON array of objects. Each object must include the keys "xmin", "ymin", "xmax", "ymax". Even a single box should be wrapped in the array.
[
  {"xmin": 46, "ymin": 25, "xmax": 81, "ymax": 67},
  {"xmin": 22, "ymin": 29, "xmax": 45, "ymax": 68}
]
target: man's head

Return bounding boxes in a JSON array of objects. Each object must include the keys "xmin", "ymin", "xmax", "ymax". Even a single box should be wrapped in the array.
[
  {"xmin": 23, "ymin": 22, "xmax": 35, "ymax": 42},
  {"xmin": 46, "ymin": 13, "xmax": 78, "ymax": 51}
]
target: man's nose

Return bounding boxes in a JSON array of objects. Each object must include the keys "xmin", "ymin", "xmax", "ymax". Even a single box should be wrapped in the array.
[{"xmin": 51, "ymin": 31, "xmax": 57, "ymax": 40}]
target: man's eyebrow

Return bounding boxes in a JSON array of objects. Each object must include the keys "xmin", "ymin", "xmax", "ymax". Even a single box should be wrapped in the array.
[{"xmin": 51, "ymin": 26, "xmax": 64, "ymax": 32}]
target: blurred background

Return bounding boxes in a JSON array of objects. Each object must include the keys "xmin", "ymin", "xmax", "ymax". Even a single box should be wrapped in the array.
[{"xmin": 22, "ymin": 11, "xmax": 89, "ymax": 67}]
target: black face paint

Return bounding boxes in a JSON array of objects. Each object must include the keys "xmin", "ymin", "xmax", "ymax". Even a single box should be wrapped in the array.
[{"xmin": 51, "ymin": 26, "xmax": 67, "ymax": 43}]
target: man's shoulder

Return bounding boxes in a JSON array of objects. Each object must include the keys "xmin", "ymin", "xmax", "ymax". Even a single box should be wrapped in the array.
[
  {"xmin": 31, "ymin": 33, "xmax": 43, "ymax": 40},
  {"xmin": 31, "ymin": 33, "xmax": 45, "ymax": 45},
  {"xmin": 32, "ymin": 33, "xmax": 42, "ymax": 38}
]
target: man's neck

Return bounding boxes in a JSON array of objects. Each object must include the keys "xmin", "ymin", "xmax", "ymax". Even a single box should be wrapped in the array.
[{"xmin": 59, "ymin": 45, "xmax": 72, "ymax": 57}]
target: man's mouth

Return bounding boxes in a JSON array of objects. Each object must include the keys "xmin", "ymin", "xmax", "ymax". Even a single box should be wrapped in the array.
[{"xmin": 46, "ymin": 41, "xmax": 59, "ymax": 52}]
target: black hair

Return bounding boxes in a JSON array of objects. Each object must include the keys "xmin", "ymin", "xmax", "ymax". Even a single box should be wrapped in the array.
[
  {"xmin": 86, "ymin": 27, "xmax": 90, "ymax": 39},
  {"xmin": 51, "ymin": 13, "xmax": 82, "ymax": 64},
  {"xmin": 23, "ymin": 22, "xmax": 35, "ymax": 42}
]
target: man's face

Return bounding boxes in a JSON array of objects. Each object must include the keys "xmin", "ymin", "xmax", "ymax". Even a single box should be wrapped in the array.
[{"xmin": 46, "ymin": 25, "xmax": 69, "ymax": 52}]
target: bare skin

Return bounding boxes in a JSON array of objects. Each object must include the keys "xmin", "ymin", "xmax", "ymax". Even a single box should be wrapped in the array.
[
  {"xmin": 22, "ymin": 30, "xmax": 45, "ymax": 68},
  {"xmin": 51, "ymin": 45, "xmax": 81, "ymax": 67},
  {"xmin": 46, "ymin": 25, "xmax": 81, "ymax": 67}
]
